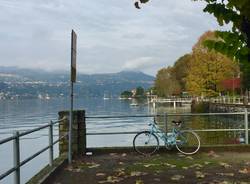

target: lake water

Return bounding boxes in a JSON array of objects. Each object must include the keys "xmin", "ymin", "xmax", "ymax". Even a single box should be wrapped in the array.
[{"xmin": 0, "ymin": 98, "xmax": 247, "ymax": 184}]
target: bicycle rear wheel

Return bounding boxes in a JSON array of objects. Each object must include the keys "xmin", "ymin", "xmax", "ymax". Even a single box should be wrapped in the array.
[
  {"xmin": 133, "ymin": 131, "xmax": 159, "ymax": 156},
  {"xmin": 175, "ymin": 130, "xmax": 200, "ymax": 155}
]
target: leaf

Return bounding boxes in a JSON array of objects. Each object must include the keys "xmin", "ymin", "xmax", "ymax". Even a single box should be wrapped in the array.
[
  {"xmin": 195, "ymin": 171, "xmax": 205, "ymax": 178},
  {"xmin": 219, "ymin": 162, "xmax": 232, "ymax": 168},
  {"xmin": 190, "ymin": 164, "xmax": 203, "ymax": 169},
  {"xmin": 238, "ymin": 168, "xmax": 250, "ymax": 174},
  {"xmin": 96, "ymin": 173, "xmax": 106, "ymax": 177},
  {"xmin": 171, "ymin": 175, "xmax": 184, "ymax": 181},
  {"xmin": 216, "ymin": 173, "xmax": 235, "ymax": 176},
  {"xmin": 185, "ymin": 156, "xmax": 194, "ymax": 160},
  {"xmin": 130, "ymin": 171, "xmax": 147, "ymax": 177},
  {"xmin": 153, "ymin": 178, "xmax": 161, "ymax": 182},
  {"xmin": 87, "ymin": 162, "xmax": 100, "ymax": 169},
  {"xmin": 135, "ymin": 179, "xmax": 144, "ymax": 184},
  {"xmin": 204, "ymin": 161, "xmax": 211, "ymax": 165},
  {"xmin": 121, "ymin": 153, "xmax": 127, "ymax": 157},
  {"xmin": 106, "ymin": 176, "xmax": 122, "ymax": 183},
  {"xmin": 207, "ymin": 150, "xmax": 220, "ymax": 157}
]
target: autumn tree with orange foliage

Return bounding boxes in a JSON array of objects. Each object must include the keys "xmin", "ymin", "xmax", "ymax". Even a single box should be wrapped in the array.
[{"xmin": 186, "ymin": 31, "xmax": 239, "ymax": 97}]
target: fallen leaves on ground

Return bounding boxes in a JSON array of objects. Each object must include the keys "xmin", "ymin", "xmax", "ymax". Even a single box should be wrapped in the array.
[
  {"xmin": 98, "ymin": 176, "xmax": 123, "ymax": 183},
  {"xmin": 216, "ymin": 173, "xmax": 235, "ymax": 177},
  {"xmin": 190, "ymin": 164, "xmax": 203, "ymax": 169},
  {"xmin": 186, "ymin": 156, "xmax": 194, "ymax": 160},
  {"xmin": 135, "ymin": 179, "xmax": 144, "ymax": 184},
  {"xmin": 153, "ymin": 178, "xmax": 160, "ymax": 182},
  {"xmin": 121, "ymin": 153, "xmax": 127, "ymax": 157},
  {"xmin": 238, "ymin": 168, "xmax": 250, "ymax": 174},
  {"xmin": 96, "ymin": 173, "xmax": 106, "ymax": 177},
  {"xmin": 204, "ymin": 161, "xmax": 211, "ymax": 165},
  {"xmin": 86, "ymin": 162, "xmax": 100, "ymax": 169},
  {"xmin": 114, "ymin": 168, "xmax": 126, "ymax": 177},
  {"xmin": 171, "ymin": 175, "xmax": 184, "ymax": 181},
  {"xmin": 130, "ymin": 171, "xmax": 147, "ymax": 177},
  {"xmin": 163, "ymin": 163, "xmax": 176, "ymax": 168},
  {"xmin": 177, "ymin": 153, "xmax": 186, "ymax": 158},
  {"xmin": 207, "ymin": 150, "xmax": 220, "ymax": 158},
  {"xmin": 219, "ymin": 162, "xmax": 231, "ymax": 168},
  {"xmin": 195, "ymin": 171, "xmax": 205, "ymax": 178}
]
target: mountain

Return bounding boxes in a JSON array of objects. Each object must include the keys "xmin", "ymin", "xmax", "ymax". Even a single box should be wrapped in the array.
[{"xmin": 0, "ymin": 67, "xmax": 155, "ymax": 99}]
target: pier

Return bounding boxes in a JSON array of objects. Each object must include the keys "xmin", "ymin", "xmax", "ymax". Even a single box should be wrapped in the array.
[
  {"xmin": 0, "ymin": 110, "xmax": 250, "ymax": 184},
  {"xmin": 150, "ymin": 97, "xmax": 192, "ymax": 109}
]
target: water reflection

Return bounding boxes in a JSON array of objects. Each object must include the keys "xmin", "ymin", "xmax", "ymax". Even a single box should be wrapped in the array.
[{"xmin": 155, "ymin": 105, "xmax": 247, "ymax": 145}]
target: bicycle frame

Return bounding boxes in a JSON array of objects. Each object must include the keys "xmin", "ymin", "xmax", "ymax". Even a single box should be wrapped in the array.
[{"xmin": 149, "ymin": 122, "xmax": 180, "ymax": 146}]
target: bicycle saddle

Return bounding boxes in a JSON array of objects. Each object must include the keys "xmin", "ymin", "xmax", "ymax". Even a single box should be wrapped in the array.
[{"xmin": 172, "ymin": 120, "xmax": 182, "ymax": 126}]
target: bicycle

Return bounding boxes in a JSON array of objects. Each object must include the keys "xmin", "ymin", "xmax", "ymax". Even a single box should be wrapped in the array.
[{"xmin": 133, "ymin": 116, "xmax": 200, "ymax": 155}]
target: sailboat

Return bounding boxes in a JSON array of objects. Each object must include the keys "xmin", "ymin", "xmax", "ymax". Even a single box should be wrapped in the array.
[{"xmin": 103, "ymin": 93, "xmax": 110, "ymax": 100}]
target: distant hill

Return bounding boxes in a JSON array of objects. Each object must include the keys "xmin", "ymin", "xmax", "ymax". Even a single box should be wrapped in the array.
[{"xmin": 0, "ymin": 66, "xmax": 155, "ymax": 99}]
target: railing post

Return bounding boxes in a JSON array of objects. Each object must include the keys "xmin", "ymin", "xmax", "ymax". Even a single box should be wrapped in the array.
[
  {"xmin": 49, "ymin": 121, "xmax": 54, "ymax": 166},
  {"xmin": 13, "ymin": 131, "xmax": 20, "ymax": 184},
  {"xmin": 244, "ymin": 108, "xmax": 249, "ymax": 144},
  {"xmin": 164, "ymin": 113, "xmax": 167, "ymax": 133}
]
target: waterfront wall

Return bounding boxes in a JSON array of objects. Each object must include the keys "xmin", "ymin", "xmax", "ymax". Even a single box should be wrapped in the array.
[
  {"xmin": 58, "ymin": 110, "xmax": 86, "ymax": 156},
  {"xmin": 191, "ymin": 100, "xmax": 210, "ymax": 113},
  {"xmin": 191, "ymin": 100, "xmax": 250, "ymax": 113}
]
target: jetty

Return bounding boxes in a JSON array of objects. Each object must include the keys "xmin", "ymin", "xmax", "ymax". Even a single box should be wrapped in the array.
[{"xmin": 0, "ymin": 110, "xmax": 250, "ymax": 184}]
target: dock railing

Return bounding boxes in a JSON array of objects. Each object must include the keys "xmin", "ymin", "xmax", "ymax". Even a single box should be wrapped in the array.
[
  {"xmin": 86, "ymin": 111, "xmax": 249, "ymax": 145},
  {"xmin": 0, "ymin": 117, "xmax": 67, "ymax": 184},
  {"xmin": 0, "ymin": 110, "xmax": 250, "ymax": 184}
]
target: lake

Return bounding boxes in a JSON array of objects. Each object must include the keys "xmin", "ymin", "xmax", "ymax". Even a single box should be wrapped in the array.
[{"xmin": 0, "ymin": 97, "xmax": 246, "ymax": 184}]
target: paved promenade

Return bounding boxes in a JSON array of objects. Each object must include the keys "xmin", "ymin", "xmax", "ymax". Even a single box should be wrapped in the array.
[{"xmin": 46, "ymin": 151, "xmax": 250, "ymax": 184}]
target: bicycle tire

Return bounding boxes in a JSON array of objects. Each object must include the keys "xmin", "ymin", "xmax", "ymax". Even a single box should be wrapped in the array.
[
  {"xmin": 175, "ymin": 130, "xmax": 200, "ymax": 155},
  {"xmin": 133, "ymin": 131, "xmax": 159, "ymax": 156}
]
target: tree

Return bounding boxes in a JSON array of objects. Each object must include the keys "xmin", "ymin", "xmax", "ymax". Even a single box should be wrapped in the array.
[
  {"xmin": 135, "ymin": 86, "xmax": 145, "ymax": 97},
  {"xmin": 154, "ymin": 67, "xmax": 181, "ymax": 97},
  {"xmin": 120, "ymin": 91, "xmax": 133, "ymax": 98},
  {"xmin": 171, "ymin": 54, "xmax": 192, "ymax": 91},
  {"xmin": 135, "ymin": 0, "xmax": 250, "ymax": 62},
  {"xmin": 186, "ymin": 31, "xmax": 239, "ymax": 96},
  {"xmin": 134, "ymin": 0, "xmax": 250, "ymax": 89},
  {"xmin": 194, "ymin": 0, "xmax": 250, "ymax": 90},
  {"xmin": 194, "ymin": 0, "xmax": 250, "ymax": 62}
]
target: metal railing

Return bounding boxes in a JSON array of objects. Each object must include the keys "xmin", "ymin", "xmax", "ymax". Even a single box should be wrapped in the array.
[
  {"xmin": 0, "ymin": 117, "xmax": 67, "ymax": 184},
  {"xmin": 86, "ymin": 110, "xmax": 249, "ymax": 145},
  {"xmin": 198, "ymin": 96, "xmax": 250, "ymax": 105}
]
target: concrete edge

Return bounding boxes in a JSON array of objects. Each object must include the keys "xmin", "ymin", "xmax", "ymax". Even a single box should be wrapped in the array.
[
  {"xmin": 27, "ymin": 154, "xmax": 67, "ymax": 184},
  {"xmin": 86, "ymin": 145, "xmax": 250, "ymax": 155}
]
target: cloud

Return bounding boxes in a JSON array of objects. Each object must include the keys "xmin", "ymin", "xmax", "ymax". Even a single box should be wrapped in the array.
[
  {"xmin": 122, "ymin": 57, "xmax": 160, "ymax": 71},
  {"xmin": 0, "ymin": 0, "xmax": 228, "ymax": 76}
]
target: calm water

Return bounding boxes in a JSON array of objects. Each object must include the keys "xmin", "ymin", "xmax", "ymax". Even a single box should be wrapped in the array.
[{"xmin": 0, "ymin": 98, "xmax": 247, "ymax": 184}]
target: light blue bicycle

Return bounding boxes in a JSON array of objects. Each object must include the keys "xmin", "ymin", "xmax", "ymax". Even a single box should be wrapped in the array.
[{"xmin": 133, "ymin": 117, "xmax": 200, "ymax": 155}]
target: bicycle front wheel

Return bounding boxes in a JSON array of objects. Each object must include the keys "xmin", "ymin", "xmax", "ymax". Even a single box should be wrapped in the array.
[
  {"xmin": 175, "ymin": 130, "xmax": 200, "ymax": 155},
  {"xmin": 133, "ymin": 131, "xmax": 159, "ymax": 156}
]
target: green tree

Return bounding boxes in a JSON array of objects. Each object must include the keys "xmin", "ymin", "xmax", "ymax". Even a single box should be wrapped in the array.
[
  {"xmin": 154, "ymin": 67, "xmax": 181, "ymax": 97},
  {"xmin": 135, "ymin": 86, "xmax": 145, "ymax": 97},
  {"xmin": 194, "ymin": 0, "xmax": 250, "ymax": 89},
  {"xmin": 171, "ymin": 54, "xmax": 192, "ymax": 91},
  {"xmin": 135, "ymin": 0, "xmax": 250, "ymax": 89},
  {"xmin": 120, "ymin": 91, "xmax": 133, "ymax": 98}
]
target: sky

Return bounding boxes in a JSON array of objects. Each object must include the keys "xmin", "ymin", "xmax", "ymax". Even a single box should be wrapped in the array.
[{"xmin": 0, "ymin": 0, "xmax": 228, "ymax": 76}]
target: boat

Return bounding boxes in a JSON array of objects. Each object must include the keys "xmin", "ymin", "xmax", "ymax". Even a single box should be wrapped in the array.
[
  {"xmin": 130, "ymin": 103, "xmax": 139, "ymax": 106},
  {"xmin": 103, "ymin": 94, "xmax": 110, "ymax": 100}
]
